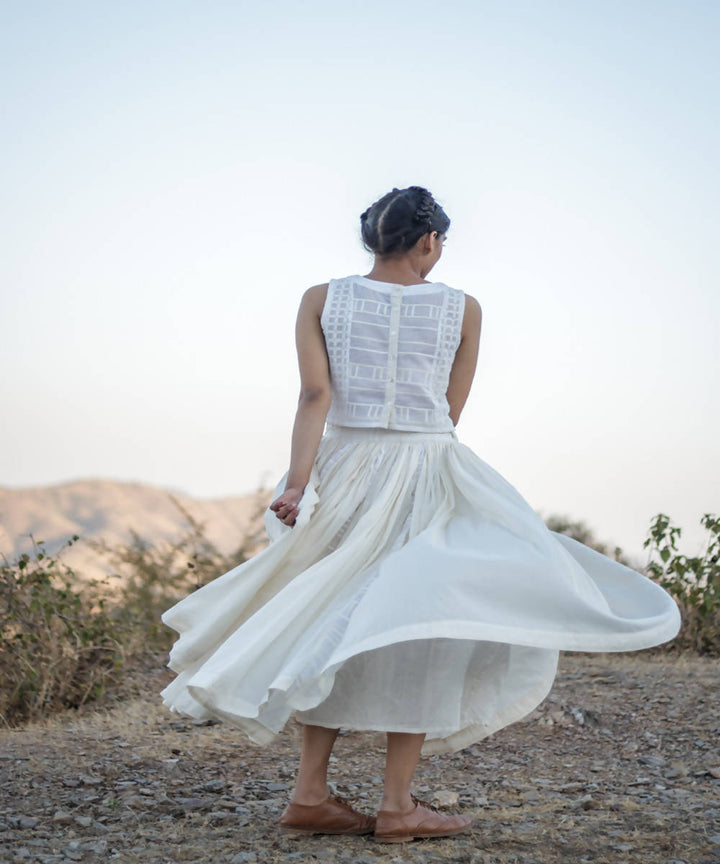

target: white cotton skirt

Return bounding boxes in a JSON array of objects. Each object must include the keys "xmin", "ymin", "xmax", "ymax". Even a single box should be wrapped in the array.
[{"xmin": 159, "ymin": 424, "xmax": 681, "ymax": 755}]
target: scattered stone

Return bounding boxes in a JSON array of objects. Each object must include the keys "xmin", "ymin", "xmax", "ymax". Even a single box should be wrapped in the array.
[
  {"xmin": 663, "ymin": 761, "xmax": 689, "ymax": 779},
  {"xmin": 548, "ymin": 708, "xmax": 572, "ymax": 726},
  {"xmin": 174, "ymin": 796, "xmax": 214, "ymax": 811},
  {"xmin": 554, "ymin": 782, "xmax": 586, "ymax": 793},
  {"xmin": 119, "ymin": 794, "xmax": 146, "ymax": 807},
  {"xmin": 638, "ymin": 754, "xmax": 667, "ymax": 768},
  {"xmin": 208, "ymin": 810, "xmax": 235, "ymax": 823},
  {"xmin": 569, "ymin": 706, "xmax": 601, "ymax": 726},
  {"xmin": 15, "ymin": 815, "xmax": 39, "ymax": 829},
  {"xmin": 431, "ymin": 789, "xmax": 459, "ymax": 807},
  {"xmin": 212, "ymin": 797, "xmax": 240, "ymax": 810},
  {"xmin": 25, "ymin": 838, "xmax": 50, "ymax": 848}
]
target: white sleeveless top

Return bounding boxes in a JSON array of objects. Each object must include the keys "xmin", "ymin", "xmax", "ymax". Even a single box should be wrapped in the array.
[{"xmin": 321, "ymin": 275, "xmax": 466, "ymax": 432}]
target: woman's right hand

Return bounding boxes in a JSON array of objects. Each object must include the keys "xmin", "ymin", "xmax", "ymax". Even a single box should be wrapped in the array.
[{"xmin": 269, "ymin": 487, "xmax": 304, "ymax": 527}]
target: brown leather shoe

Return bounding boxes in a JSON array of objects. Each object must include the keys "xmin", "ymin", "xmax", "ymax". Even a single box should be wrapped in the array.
[
  {"xmin": 278, "ymin": 793, "xmax": 376, "ymax": 836},
  {"xmin": 373, "ymin": 793, "xmax": 473, "ymax": 843}
]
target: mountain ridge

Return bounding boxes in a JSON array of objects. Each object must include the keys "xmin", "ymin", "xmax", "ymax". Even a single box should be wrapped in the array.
[{"xmin": 0, "ymin": 477, "xmax": 270, "ymax": 581}]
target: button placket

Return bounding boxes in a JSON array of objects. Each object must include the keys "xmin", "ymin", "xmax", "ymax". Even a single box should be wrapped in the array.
[{"xmin": 384, "ymin": 287, "xmax": 402, "ymax": 422}]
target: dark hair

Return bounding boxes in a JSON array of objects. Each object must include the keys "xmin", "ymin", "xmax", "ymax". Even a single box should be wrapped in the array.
[{"xmin": 360, "ymin": 186, "xmax": 450, "ymax": 257}]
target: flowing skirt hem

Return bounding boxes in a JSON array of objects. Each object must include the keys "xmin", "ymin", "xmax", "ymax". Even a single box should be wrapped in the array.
[{"xmin": 160, "ymin": 643, "xmax": 560, "ymax": 756}]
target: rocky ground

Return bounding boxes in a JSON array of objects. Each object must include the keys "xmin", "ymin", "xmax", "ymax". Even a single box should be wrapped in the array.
[{"xmin": 1, "ymin": 651, "xmax": 719, "ymax": 864}]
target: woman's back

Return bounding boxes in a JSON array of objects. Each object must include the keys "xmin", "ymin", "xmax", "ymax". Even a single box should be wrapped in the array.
[{"xmin": 322, "ymin": 275, "xmax": 465, "ymax": 433}]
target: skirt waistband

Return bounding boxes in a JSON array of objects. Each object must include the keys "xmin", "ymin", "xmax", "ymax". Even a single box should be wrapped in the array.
[{"xmin": 324, "ymin": 423, "xmax": 457, "ymax": 443}]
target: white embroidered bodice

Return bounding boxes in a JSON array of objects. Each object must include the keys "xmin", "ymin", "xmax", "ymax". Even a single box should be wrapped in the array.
[{"xmin": 321, "ymin": 274, "xmax": 466, "ymax": 432}]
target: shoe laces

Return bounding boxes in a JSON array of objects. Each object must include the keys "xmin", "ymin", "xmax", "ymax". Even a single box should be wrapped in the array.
[{"xmin": 331, "ymin": 792, "xmax": 358, "ymax": 812}]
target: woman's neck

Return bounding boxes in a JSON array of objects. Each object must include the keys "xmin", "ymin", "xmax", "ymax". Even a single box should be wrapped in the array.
[{"xmin": 362, "ymin": 266, "xmax": 432, "ymax": 286}]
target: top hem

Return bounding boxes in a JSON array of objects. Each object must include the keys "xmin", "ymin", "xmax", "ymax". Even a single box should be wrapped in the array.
[{"xmin": 325, "ymin": 422, "xmax": 457, "ymax": 438}]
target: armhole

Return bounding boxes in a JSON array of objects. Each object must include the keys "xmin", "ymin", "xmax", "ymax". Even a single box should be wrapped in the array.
[
  {"xmin": 320, "ymin": 279, "xmax": 335, "ymax": 334},
  {"xmin": 453, "ymin": 287, "xmax": 466, "ymax": 351}
]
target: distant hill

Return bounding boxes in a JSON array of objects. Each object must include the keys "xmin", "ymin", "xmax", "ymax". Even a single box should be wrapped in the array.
[{"xmin": 0, "ymin": 478, "xmax": 271, "ymax": 581}]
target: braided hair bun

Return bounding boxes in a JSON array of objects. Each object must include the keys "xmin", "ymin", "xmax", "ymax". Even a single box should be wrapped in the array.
[
  {"xmin": 360, "ymin": 186, "xmax": 450, "ymax": 257},
  {"xmin": 409, "ymin": 186, "xmax": 437, "ymax": 227}
]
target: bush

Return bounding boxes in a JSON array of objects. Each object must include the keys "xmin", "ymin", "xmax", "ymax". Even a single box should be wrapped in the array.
[
  {"xmin": 0, "ymin": 535, "xmax": 127, "ymax": 726},
  {"xmin": 2, "ymin": 496, "xmax": 716, "ymax": 727},
  {"xmin": 643, "ymin": 513, "xmax": 720, "ymax": 655},
  {"xmin": 84, "ymin": 492, "xmax": 269, "ymax": 652},
  {"xmin": 544, "ymin": 514, "xmax": 634, "ymax": 566},
  {"xmin": 0, "ymin": 491, "xmax": 269, "ymax": 727}
]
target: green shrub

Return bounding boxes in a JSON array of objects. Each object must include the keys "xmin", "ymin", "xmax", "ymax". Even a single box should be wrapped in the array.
[{"xmin": 643, "ymin": 513, "xmax": 720, "ymax": 655}]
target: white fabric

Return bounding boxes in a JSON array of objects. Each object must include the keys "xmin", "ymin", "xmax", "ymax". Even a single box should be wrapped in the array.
[
  {"xmin": 160, "ymin": 425, "xmax": 681, "ymax": 755},
  {"xmin": 322, "ymin": 275, "xmax": 465, "ymax": 432}
]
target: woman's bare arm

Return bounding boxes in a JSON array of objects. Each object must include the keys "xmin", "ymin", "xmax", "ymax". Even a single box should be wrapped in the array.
[
  {"xmin": 446, "ymin": 294, "xmax": 482, "ymax": 426},
  {"xmin": 269, "ymin": 283, "xmax": 331, "ymax": 526}
]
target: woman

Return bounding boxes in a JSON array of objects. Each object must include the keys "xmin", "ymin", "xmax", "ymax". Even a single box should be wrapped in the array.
[{"xmin": 160, "ymin": 186, "xmax": 680, "ymax": 844}]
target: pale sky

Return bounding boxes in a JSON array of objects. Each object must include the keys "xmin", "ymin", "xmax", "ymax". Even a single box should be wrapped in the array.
[{"xmin": 2, "ymin": 0, "xmax": 719, "ymax": 561}]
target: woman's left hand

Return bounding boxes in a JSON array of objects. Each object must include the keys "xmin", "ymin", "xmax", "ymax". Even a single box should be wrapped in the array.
[{"xmin": 269, "ymin": 487, "xmax": 304, "ymax": 527}]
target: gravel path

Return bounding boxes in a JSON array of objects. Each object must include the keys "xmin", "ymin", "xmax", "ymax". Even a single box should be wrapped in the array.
[{"xmin": 1, "ymin": 651, "xmax": 719, "ymax": 864}]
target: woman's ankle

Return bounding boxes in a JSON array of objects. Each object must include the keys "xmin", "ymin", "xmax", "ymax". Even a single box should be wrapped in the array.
[
  {"xmin": 379, "ymin": 792, "xmax": 415, "ymax": 813},
  {"xmin": 290, "ymin": 781, "xmax": 330, "ymax": 805}
]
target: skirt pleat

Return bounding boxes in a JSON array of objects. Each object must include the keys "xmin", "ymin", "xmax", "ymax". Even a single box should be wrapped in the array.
[{"xmin": 159, "ymin": 425, "xmax": 680, "ymax": 755}]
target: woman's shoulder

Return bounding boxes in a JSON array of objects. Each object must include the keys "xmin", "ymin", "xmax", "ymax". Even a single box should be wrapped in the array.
[
  {"xmin": 298, "ymin": 282, "xmax": 331, "ymax": 318},
  {"xmin": 301, "ymin": 282, "xmax": 330, "ymax": 301},
  {"xmin": 461, "ymin": 292, "xmax": 482, "ymax": 334},
  {"xmin": 463, "ymin": 292, "xmax": 481, "ymax": 315}
]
